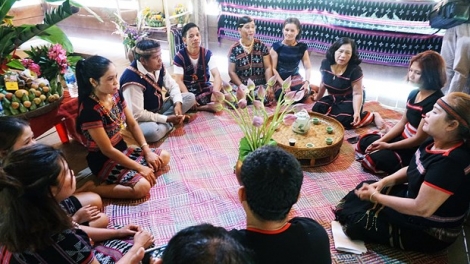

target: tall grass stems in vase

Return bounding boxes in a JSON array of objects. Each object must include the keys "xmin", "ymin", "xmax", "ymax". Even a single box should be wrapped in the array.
[{"xmin": 213, "ymin": 76, "xmax": 305, "ymax": 161}]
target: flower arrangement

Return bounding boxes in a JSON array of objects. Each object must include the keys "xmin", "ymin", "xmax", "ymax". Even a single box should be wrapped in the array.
[
  {"xmin": 213, "ymin": 76, "xmax": 305, "ymax": 161},
  {"xmin": 112, "ymin": 13, "xmax": 148, "ymax": 50},
  {"xmin": 174, "ymin": 4, "xmax": 187, "ymax": 25},
  {"xmin": 0, "ymin": 0, "xmax": 100, "ymax": 75},
  {"xmin": 23, "ymin": 44, "xmax": 81, "ymax": 96},
  {"xmin": 142, "ymin": 7, "xmax": 165, "ymax": 27},
  {"xmin": 20, "ymin": 59, "xmax": 41, "ymax": 77}
]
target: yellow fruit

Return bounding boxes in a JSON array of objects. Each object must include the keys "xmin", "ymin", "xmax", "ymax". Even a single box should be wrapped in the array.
[
  {"xmin": 11, "ymin": 102, "xmax": 19, "ymax": 109},
  {"xmin": 34, "ymin": 90, "xmax": 42, "ymax": 97},
  {"xmin": 53, "ymin": 94, "xmax": 60, "ymax": 100},
  {"xmin": 14, "ymin": 89, "xmax": 28, "ymax": 98},
  {"xmin": 0, "ymin": 94, "xmax": 4, "ymax": 101},
  {"xmin": 5, "ymin": 93, "xmax": 13, "ymax": 100},
  {"xmin": 30, "ymin": 83, "xmax": 39, "ymax": 89},
  {"xmin": 33, "ymin": 98, "xmax": 41, "ymax": 105},
  {"xmin": 48, "ymin": 95, "xmax": 55, "ymax": 103},
  {"xmin": 39, "ymin": 94, "xmax": 46, "ymax": 102},
  {"xmin": 39, "ymin": 82, "xmax": 46, "ymax": 88},
  {"xmin": 23, "ymin": 101, "xmax": 31, "ymax": 108},
  {"xmin": 42, "ymin": 86, "xmax": 50, "ymax": 93}
]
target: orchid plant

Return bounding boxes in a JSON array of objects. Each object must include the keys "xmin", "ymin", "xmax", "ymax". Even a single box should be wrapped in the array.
[{"xmin": 212, "ymin": 76, "xmax": 305, "ymax": 161}]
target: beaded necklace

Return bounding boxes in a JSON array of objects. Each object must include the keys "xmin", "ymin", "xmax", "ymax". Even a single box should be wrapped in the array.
[
  {"xmin": 240, "ymin": 39, "xmax": 254, "ymax": 76},
  {"xmin": 90, "ymin": 93, "xmax": 125, "ymax": 130}
]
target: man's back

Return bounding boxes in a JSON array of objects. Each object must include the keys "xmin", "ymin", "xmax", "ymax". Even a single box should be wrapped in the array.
[{"xmin": 230, "ymin": 217, "xmax": 331, "ymax": 264}]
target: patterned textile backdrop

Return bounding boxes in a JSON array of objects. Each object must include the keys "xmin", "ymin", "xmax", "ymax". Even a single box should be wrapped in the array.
[{"xmin": 217, "ymin": 0, "xmax": 443, "ymax": 67}]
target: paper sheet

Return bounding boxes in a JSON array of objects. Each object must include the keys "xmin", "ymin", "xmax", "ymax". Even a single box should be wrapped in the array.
[{"xmin": 331, "ymin": 221, "xmax": 367, "ymax": 254}]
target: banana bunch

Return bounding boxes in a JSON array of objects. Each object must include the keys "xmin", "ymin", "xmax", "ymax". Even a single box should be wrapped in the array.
[{"xmin": 0, "ymin": 73, "xmax": 61, "ymax": 116}]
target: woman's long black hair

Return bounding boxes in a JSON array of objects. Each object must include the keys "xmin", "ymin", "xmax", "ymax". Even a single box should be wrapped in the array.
[{"xmin": 75, "ymin": 55, "xmax": 113, "ymax": 134}]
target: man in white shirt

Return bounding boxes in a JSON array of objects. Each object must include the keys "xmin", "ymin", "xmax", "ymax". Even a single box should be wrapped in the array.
[{"xmin": 121, "ymin": 39, "xmax": 195, "ymax": 142}]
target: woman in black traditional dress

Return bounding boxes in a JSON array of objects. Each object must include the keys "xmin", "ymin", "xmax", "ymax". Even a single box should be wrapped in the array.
[
  {"xmin": 335, "ymin": 92, "xmax": 470, "ymax": 252},
  {"xmin": 312, "ymin": 37, "xmax": 383, "ymax": 129}
]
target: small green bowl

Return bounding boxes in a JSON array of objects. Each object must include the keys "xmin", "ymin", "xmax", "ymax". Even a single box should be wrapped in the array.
[{"xmin": 326, "ymin": 138, "xmax": 333, "ymax": 145}]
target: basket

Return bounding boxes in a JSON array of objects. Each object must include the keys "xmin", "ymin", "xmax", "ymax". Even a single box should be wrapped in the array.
[
  {"xmin": 270, "ymin": 112, "xmax": 345, "ymax": 167},
  {"xmin": 13, "ymin": 96, "xmax": 64, "ymax": 119}
]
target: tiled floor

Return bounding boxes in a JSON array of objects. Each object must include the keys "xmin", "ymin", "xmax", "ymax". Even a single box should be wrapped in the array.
[{"xmin": 36, "ymin": 33, "xmax": 469, "ymax": 264}]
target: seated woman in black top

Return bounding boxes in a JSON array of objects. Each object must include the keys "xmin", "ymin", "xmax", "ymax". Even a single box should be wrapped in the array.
[
  {"xmin": 312, "ymin": 37, "xmax": 383, "ymax": 129},
  {"xmin": 335, "ymin": 92, "xmax": 470, "ymax": 252}
]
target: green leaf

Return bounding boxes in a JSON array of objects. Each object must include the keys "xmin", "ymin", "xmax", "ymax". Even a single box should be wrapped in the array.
[
  {"xmin": 37, "ymin": 26, "xmax": 74, "ymax": 52},
  {"xmin": 6, "ymin": 59, "xmax": 24, "ymax": 70},
  {"xmin": 0, "ymin": 0, "xmax": 15, "ymax": 24},
  {"xmin": 67, "ymin": 55, "xmax": 82, "ymax": 70},
  {"xmin": 1, "ymin": 0, "xmax": 102, "ymax": 60},
  {"xmin": 238, "ymin": 137, "xmax": 252, "ymax": 161}
]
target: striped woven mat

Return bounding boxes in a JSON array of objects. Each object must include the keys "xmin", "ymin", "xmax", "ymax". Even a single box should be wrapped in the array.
[{"xmin": 103, "ymin": 101, "xmax": 448, "ymax": 263}]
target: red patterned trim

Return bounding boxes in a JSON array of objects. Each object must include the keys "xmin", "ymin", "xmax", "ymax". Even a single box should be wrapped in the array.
[
  {"xmin": 423, "ymin": 181, "xmax": 453, "ymax": 195},
  {"xmin": 246, "ymin": 223, "xmax": 291, "ymax": 234}
]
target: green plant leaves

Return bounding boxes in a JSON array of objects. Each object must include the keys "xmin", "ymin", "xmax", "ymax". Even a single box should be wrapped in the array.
[
  {"xmin": 0, "ymin": 0, "xmax": 16, "ymax": 24},
  {"xmin": 36, "ymin": 26, "xmax": 74, "ymax": 52}
]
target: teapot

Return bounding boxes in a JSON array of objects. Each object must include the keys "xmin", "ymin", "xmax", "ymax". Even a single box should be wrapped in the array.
[{"xmin": 292, "ymin": 109, "xmax": 311, "ymax": 134}]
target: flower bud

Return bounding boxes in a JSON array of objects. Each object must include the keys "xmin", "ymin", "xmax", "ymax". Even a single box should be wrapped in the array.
[
  {"xmin": 252, "ymin": 116, "xmax": 264, "ymax": 127},
  {"xmin": 282, "ymin": 76, "xmax": 292, "ymax": 91},
  {"xmin": 226, "ymin": 93, "xmax": 236, "ymax": 103},
  {"xmin": 267, "ymin": 76, "xmax": 277, "ymax": 87},
  {"xmin": 236, "ymin": 87, "xmax": 246, "ymax": 101},
  {"xmin": 253, "ymin": 100, "xmax": 262, "ymax": 110},
  {"xmin": 293, "ymin": 89, "xmax": 305, "ymax": 102},
  {"xmin": 284, "ymin": 91, "xmax": 296, "ymax": 104},
  {"xmin": 213, "ymin": 91, "xmax": 225, "ymax": 103},
  {"xmin": 211, "ymin": 102, "xmax": 224, "ymax": 112},
  {"xmin": 283, "ymin": 114, "xmax": 297, "ymax": 126},
  {"xmin": 246, "ymin": 79, "xmax": 256, "ymax": 91},
  {"xmin": 291, "ymin": 104, "xmax": 306, "ymax": 113},
  {"xmin": 257, "ymin": 85, "xmax": 266, "ymax": 100},
  {"xmin": 238, "ymin": 99, "xmax": 247, "ymax": 109},
  {"xmin": 222, "ymin": 81, "xmax": 233, "ymax": 93}
]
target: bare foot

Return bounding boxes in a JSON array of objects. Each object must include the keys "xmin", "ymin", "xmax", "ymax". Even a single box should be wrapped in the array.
[
  {"xmin": 75, "ymin": 180, "xmax": 96, "ymax": 193},
  {"xmin": 197, "ymin": 105, "xmax": 217, "ymax": 113},
  {"xmin": 373, "ymin": 112, "xmax": 385, "ymax": 130}
]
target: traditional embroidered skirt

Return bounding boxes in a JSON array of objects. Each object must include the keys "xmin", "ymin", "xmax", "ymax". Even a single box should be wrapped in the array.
[
  {"xmin": 334, "ymin": 180, "xmax": 461, "ymax": 253},
  {"xmin": 97, "ymin": 147, "xmax": 163, "ymax": 186}
]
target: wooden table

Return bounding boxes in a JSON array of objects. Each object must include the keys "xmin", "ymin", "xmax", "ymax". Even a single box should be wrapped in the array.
[{"xmin": 271, "ymin": 112, "xmax": 344, "ymax": 167}]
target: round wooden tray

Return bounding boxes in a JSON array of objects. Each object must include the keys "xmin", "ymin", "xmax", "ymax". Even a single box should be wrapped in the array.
[{"xmin": 270, "ymin": 112, "xmax": 345, "ymax": 167}]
